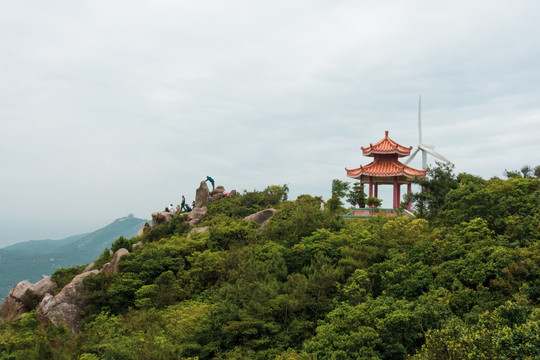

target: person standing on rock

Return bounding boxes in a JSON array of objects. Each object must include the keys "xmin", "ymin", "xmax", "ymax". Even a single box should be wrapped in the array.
[
  {"xmin": 181, "ymin": 195, "xmax": 186, "ymax": 211},
  {"xmin": 206, "ymin": 176, "xmax": 215, "ymax": 191}
]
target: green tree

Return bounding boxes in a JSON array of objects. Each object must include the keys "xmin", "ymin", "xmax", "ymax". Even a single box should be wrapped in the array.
[
  {"xmin": 331, "ymin": 179, "xmax": 350, "ymax": 198},
  {"xmin": 111, "ymin": 236, "xmax": 131, "ymax": 253},
  {"xmin": 411, "ymin": 162, "xmax": 459, "ymax": 219},
  {"xmin": 328, "ymin": 179, "xmax": 350, "ymax": 212},
  {"xmin": 346, "ymin": 182, "xmax": 366, "ymax": 208}
]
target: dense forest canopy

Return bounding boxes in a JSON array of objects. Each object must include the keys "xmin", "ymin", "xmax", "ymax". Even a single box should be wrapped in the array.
[{"xmin": 0, "ymin": 165, "xmax": 539, "ymax": 359}]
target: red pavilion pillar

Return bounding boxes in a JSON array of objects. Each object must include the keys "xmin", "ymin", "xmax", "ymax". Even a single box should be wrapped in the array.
[
  {"xmin": 393, "ymin": 176, "xmax": 399, "ymax": 209},
  {"xmin": 397, "ymin": 182, "xmax": 401, "ymax": 209},
  {"xmin": 407, "ymin": 183, "xmax": 412, "ymax": 210}
]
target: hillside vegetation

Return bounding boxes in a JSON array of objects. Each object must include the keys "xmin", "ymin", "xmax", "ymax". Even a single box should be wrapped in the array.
[{"xmin": 0, "ymin": 167, "xmax": 539, "ymax": 359}]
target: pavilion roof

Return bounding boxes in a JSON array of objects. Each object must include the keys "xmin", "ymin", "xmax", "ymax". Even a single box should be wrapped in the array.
[
  {"xmin": 361, "ymin": 130, "xmax": 412, "ymax": 157},
  {"xmin": 346, "ymin": 159, "xmax": 426, "ymax": 179}
]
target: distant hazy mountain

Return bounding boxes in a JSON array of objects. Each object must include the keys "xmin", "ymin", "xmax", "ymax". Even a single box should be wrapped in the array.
[
  {"xmin": 1, "ymin": 233, "xmax": 89, "ymax": 254},
  {"xmin": 0, "ymin": 215, "xmax": 149, "ymax": 300}
]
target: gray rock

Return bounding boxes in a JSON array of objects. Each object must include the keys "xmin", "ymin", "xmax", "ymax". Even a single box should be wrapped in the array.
[
  {"xmin": 0, "ymin": 276, "xmax": 57, "ymax": 322},
  {"xmin": 137, "ymin": 222, "xmax": 151, "ymax": 236},
  {"xmin": 195, "ymin": 181, "xmax": 210, "ymax": 208},
  {"xmin": 244, "ymin": 208, "xmax": 276, "ymax": 233},
  {"xmin": 0, "ymin": 295, "xmax": 25, "ymax": 323},
  {"xmin": 102, "ymin": 248, "xmax": 130, "ymax": 275},
  {"xmin": 0, "ymin": 281, "xmax": 32, "ymax": 322},
  {"xmin": 29, "ymin": 276, "xmax": 56, "ymax": 295},
  {"xmin": 244, "ymin": 208, "xmax": 276, "ymax": 225},
  {"xmin": 212, "ymin": 186, "xmax": 225, "ymax": 195},
  {"xmin": 9, "ymin": 280, "xmax": 32, "ymax": 301},
  {"xmin": 151, "ymin": 211, "xmax": 175, "ymax": 227},
  {"xmin": 131, "ymin": 241, "xmax": 143, "ymax": 250},
  {"xmin": 229, "ymin": 189, "xmax": 237, "ymax": 197},
  {"xmin": 186, "ymin": 206, "xmax": 207, "ymax": 228},
  {"xmin": 212, "ymin": 192, "xmax": 224, "ymax": 201},
  {"xmin": 20, "ymin": 276, "xmax": 57, "ymax": 309},
  {"xmin": 83, "ymin": 262, "xmax": 95, "ymax": 273},
  {"xmin": 36, "ymin": 270, "xmax": 99, "ymax": 335}
]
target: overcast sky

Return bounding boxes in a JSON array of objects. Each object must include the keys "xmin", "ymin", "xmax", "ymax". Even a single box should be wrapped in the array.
[{"xmin": 1, "ymin": 1, "xmax": 539, "ymax": 247}]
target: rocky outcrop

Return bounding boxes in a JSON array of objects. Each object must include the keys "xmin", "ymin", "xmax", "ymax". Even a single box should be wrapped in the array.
[
  {"xmin": 83, "ymin": 262, "xmax": 95, "ymax": 273},
  {"xmin": 0, "ymin": 276, "xmax": 57, "ymax": 322},
  {"xmin": 187, "ymin": 206, "xmax": 208, "ymax": 227},
  {"xmin": 21, "ymin": 276, "xmax": 57, "ymax": 309},
  {"xmin": 137, "ymin": 222, "xmax": 151, "ymax": 236},
  {"xmin": 244, "ymin": 208, "xmax": 276, "ymax": 233},
  {"xmin": 0, "ymin": 281, "xmax": 31, "ymax": 322},
  {"xmin": 102, "ymin": 248, "xmax": 130, "ymax": 275},
  {"xmin": 151, "ymin": 212, "xmax": 176, "ymax": 227},
  {"xmin": 31, "ymin": 248, "xmax": 128, "ymax": 335},
  {"xmin": 209, "ymin": 185, "xmax": 238, "ymax": 202},
  {"xmin": 195, "ymin": 181, "xmax": 210, "ymax": 208},
  {"xmin": 37, "ymin": 270, "xmax": 99, "ymax": 335}
]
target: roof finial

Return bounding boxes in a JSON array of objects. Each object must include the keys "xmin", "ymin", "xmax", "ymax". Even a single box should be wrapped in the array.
[{"xmin": 385, "ymin": 130, "xmax": 389, "ymax": 137}]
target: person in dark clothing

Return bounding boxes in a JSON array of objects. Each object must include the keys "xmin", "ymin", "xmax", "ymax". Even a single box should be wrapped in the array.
[
  {"xmin": 205, "ymin": 176, "xmax": 215, "ymax": 191},
  {"xmin": 181, "ymin": 195, "xmax": 186, "ymax": 211}
]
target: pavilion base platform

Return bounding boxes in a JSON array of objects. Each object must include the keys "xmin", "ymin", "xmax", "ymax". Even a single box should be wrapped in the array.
[{"xmin": 342, "ymin": 208, "xmax": 415, "ymax": 218}]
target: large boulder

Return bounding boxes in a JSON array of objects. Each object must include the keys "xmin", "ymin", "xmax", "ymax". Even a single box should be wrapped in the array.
[
  {"xmin": 102, "ymin": 248, "xmax": 130, "ymax": 275},
  {"xmin": 187, "ymin": 206, "xmax": 208, "ymax": 227},
  {"xmin": 244, "ymin": 208, "xmax": 276, "ymax": 225},
  {"xmin": 195, "ymin": 181, "xmax": 210, "ymax": 208},
  {"xmin": 0, "ymin": 276, "xmax": 57, "ymax": 322},
  {"xmin": 37, "ymin": 270, "xmax": 99, "ymax": 335},
  {"xmin": 151, "ymin": 211, "xmax": 176, "ymax": 227},
  {"xmin": 0, "ymin": 281, "xmax": 32, "ymax": 322},
  {"xmin": 212, "ymin": 186, "xmax": 225, "ymax": 195},
  {"xmin": 20, "ymin": 276, "xmax": 57, "ymax": 309},
  {"xmin": 244, "ymin": 208, "xmax": 276, "ymax": 233},
  {"xmin": 82, "ymin": 262, "xmax": 95, "ymax": 273}
]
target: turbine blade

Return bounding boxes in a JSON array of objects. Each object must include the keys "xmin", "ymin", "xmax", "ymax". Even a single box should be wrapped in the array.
[
  {"xmin": 422, "ymin": 147, "xmax": 453, "ymax": 165},
  {"xmin": 404, "ymin": 147, "xmax": 420, "ymax": 165}
]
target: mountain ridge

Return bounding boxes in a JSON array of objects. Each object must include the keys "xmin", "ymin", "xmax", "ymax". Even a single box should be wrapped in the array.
[{"xmin": 1, "ymin": 233, "xmax": 89, "ymax": 254}]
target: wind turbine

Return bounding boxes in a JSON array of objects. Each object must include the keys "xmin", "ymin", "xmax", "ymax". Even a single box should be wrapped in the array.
[{"xmin": 404, "ymin": 95, "xmax": 453, "ymax": 169}]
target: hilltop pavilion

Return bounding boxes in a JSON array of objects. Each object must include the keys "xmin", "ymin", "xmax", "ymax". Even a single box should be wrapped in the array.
[{"xmin": 345, "ymin": 131, "xmax": 426, "ymax": 209}]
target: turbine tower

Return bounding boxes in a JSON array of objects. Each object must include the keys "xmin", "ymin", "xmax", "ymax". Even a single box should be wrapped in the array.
[{"xmin": 404, "ymin": 95, "xmax": 453, "ymax": 169}]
